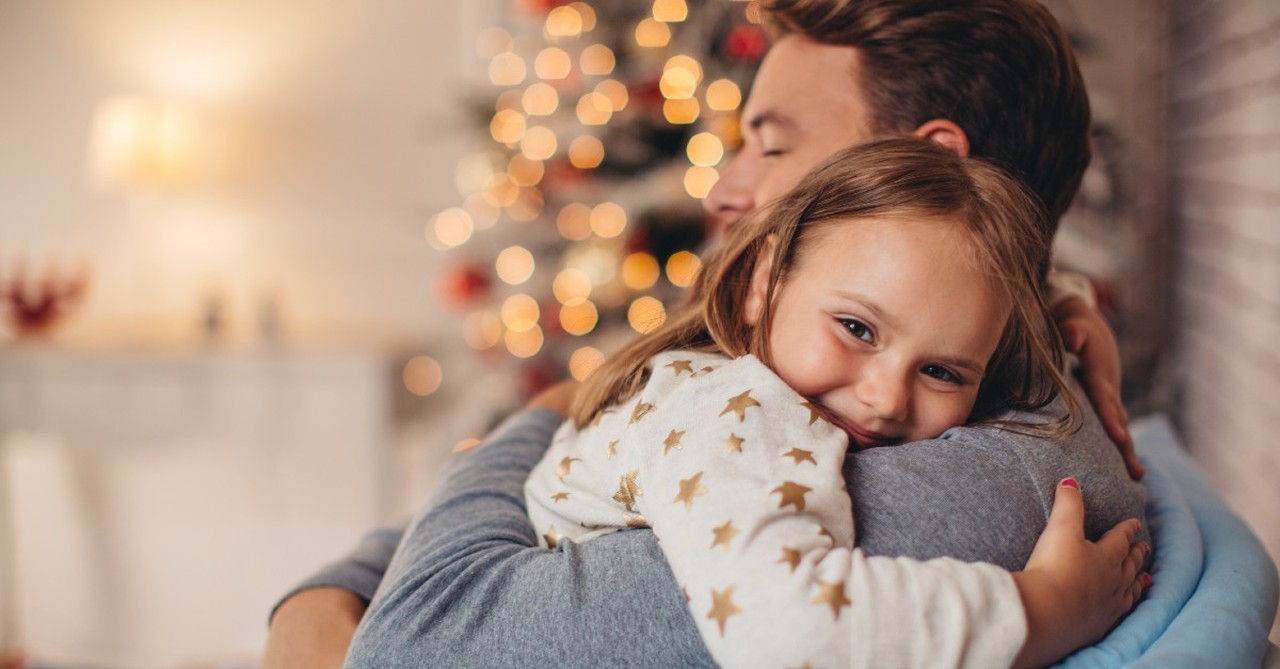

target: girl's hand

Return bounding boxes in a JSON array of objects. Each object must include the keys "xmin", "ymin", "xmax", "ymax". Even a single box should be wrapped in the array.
[
  {"xmin": 1012, "ymin": 478, "xmax": 1148, "ymax": 668},
  {"xmin": 1054, "ymin": 297, "xmax": 1144, "ymax": 480}
]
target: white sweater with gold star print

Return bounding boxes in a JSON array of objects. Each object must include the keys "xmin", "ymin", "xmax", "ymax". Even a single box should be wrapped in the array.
[{"xmin": 526, "ymin": 351, "xmax": 1027, "ymax": 669}]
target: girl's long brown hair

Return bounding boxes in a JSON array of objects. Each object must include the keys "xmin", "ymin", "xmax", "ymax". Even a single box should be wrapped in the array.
[{"xmin": 570, "ymin": 137, "xmax": 1080, "ymax": 437}]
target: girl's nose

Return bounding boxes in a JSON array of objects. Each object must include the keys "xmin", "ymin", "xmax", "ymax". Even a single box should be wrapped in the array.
[{"xmin": 856, "ymin": 368, "xmax": 909, "ymax": 423}]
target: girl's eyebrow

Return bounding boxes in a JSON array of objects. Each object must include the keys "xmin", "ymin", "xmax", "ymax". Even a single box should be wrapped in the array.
[{"xmin": 833, "ymin": 290, "xmax": 987, "ymax": 376}]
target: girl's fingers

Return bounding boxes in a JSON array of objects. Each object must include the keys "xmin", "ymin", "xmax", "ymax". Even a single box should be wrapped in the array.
[
  {"xmin": 1045, "ymin": 477, "xmax": 1086, "ymax": 540},
  {"xmin": 1096, "ymin": 517, "xmax": 1142, "ymax": 559}
]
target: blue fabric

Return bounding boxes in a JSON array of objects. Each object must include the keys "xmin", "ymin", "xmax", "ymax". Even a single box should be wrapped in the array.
[{"xmin": 1057, "ymin": 415, "xmax": 1279, "ymax": 668}]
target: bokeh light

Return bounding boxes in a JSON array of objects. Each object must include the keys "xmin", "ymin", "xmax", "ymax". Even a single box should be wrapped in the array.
[
  {"xmin": 483, "ymin": 172, "xmax": 520, "ymax": 208},
  {"xmin": 660, "ymin": 66, "xmax": 698, "ymax": 100},
  {"xmin": 666, "ymin": 250, "xmax": 702, "ymax": 287},
  {"xmin": 522, "ymin": 82, "xmax": 559, "ymax": 116},
  {"xmin": 569, "ymin": 135, "xmax": 605, "ymax": 169},
  {"xmin": 545, "ymin": 6, "xmax": 584, "ymax": 38},
  {"xmin": 402, "ymin": 356, "xmax": 443, "ymax": 397},
  {"xmin": 490, "ymin": 109, "xmax": 527, "ymax": 144},
  {"xmin": 635, "ymin": 18, "xmax": 672, "ymax": 47},
  {"xmin": 488, "ymin": 52, "xmax": 527, "ymax": 86},
  {"xmin": 580, "ymin": 44, "xmax": 616, "ymax": 76},
  {"xmin": 464, "ymin": 193, "xmax": 500, "ymax": 230},
  {"xmin": 507, "ymin": 154, "xmax": 545, "ymax": 186},
  {"xmin": 463, "ymin": 310, "xmax": 503, "ymax": 350},
  {"xmin": 569, "ymin": 2, "xmax": 598, "ymax": 31},
  {"xmin": 684, "ymin": 166, "xmax": 719, "ymax": 199},
  {"xmin": 653, "ymin": 0, "xmax": 689, "ymax": 22},
  {"xmin": 559, "ymin": 300, "xmax": 599, "ymax": 336},
  {"xmin": 664, "ymin": 98, "xmax": 700, "ymax": 124},
  {"xmin": 553, "ymin": 267, "xmax": 593, "ymax": 305},
  {"xmin": 557, "ymin": 203, "xmax": 594, "ymax": 241},
  {"xmin": 686, "ymin": 132, "xmax": 724, "ymax": 166},
  {"xmin": 706, "ymin": 79, "xmax": 743, "ymax": 111},
  {"xmin": 505, "ymin": 325, "xmax": 545, "ymax": 358},
  {"xmin": 594, "ymin": 79, "xmax": 629, "ymax": 111},
  {"xmin": 520, "ymin": 125, "xmax": 558, "ymax": 160},
  {"xmin": 501, "ymin": 293, "xmax": 540, "ymax": 332},
  {"xmin": 628, "ymin": 296, "xmax": 667, "ymax": 333},
  {"xmin": 622, "ymin": 252, "xmax": 660, "ymax": 290},
  {"xmin": 535, "ymin": 47, "xmax": 572, "ymax": 80},
  {"xmin": 496, "ymin": 246, "xmax": 536, "ymax": 285},
  {"xmin": 507, "ymin": 187, "xmax": 544, "ymax": 222},
  {"xmin": 569, "ymin": 346, "xmax": 606, "ymax": 382},
  {"xmin": 576, "ymin": 92, "xmax": 613, "ymax": 125},
  {"xmin": 589, "ymin": 201, "xmax": 627, "ymax": 238},
  {"xmin": 475, "ymin": 27, "xmax": 513, "ymax": 59},
  {"xmin": 431, "ymin": 207, "xmax": 473, "ymax": 248}
]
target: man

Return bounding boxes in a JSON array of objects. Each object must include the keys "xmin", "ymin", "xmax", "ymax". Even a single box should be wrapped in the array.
[{"xmin": 264, "ymin": 1, "xmax": 1145, "ymax": 666}]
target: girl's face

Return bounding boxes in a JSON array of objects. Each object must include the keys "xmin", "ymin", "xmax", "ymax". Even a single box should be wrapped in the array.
[{"xmin": 744, "ymin": 216, "xmax": 1011, "ymax": 449}]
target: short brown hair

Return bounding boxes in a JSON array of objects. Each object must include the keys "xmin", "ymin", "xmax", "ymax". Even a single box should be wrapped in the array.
[
  {"xmin": 763, "ymin": 0, "xmax": 1091, "ymax": 235},
  {"xmin": 572, "ymin": 138, "xmax": 1080, "ymax": 437}
]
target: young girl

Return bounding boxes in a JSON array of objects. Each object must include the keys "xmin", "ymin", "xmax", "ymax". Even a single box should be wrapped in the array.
[{"xmin": 525, "ymin": 138, "xmax": 1146, "ymax": 668}]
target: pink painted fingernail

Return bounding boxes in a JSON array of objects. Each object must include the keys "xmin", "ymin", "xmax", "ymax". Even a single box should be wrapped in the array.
[
  {"xmin": 1060, "ymin": 477, "xmax": 1079, "ymax": 489},
  {"xmin": 1141, "ymin": 573, "xmax": 1152, "ymax": 588}
]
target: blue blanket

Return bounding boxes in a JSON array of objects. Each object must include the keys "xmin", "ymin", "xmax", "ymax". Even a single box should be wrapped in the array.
[{"xmin": 1056, "ymin": 415, "xmax": 1279, "ymax": 667}]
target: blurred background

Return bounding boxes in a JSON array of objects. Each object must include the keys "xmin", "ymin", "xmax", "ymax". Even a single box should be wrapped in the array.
[{"xmin": 0, "ymin": 0, "xmax": 1276, "ymax": 666}]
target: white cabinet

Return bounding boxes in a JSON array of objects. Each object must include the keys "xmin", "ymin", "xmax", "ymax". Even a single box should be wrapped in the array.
[{"xmin": 0, "ymin": 347, "xmax": 395, "ymax": 668}]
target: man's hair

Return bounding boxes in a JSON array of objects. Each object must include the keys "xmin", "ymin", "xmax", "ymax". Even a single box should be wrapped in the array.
[
  {"xmin": 571, "ymin": 138, "xmax": 1080, "ymax": 438},
  {"xmin": 763, "ymin": 0, "xmax": 1091, "ymax": 236}
]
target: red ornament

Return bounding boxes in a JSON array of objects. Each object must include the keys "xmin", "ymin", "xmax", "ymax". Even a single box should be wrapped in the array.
[
  {"xmin": 438, "ymin": 262, "xmax": 491, "ymax": 308},
  {"xmin": 517, "ymin": 0, "xmax": 560, "ymax": 14},
  {"xmin": 726, "ymin": 25, "xmax": 769, "ymax": 62}
]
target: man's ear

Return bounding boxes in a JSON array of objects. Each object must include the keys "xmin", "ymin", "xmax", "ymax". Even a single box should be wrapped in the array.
[
  {"xmin": 743, "ymin": 236, "xmax": 778, "ymax": 327},
  {"xmin": 914, "ymin": 119, "xmax": 971, "ymax": 158}
]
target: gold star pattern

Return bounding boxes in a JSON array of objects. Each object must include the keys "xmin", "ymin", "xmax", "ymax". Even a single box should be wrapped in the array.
[
  {"xmin": 666, "ymin": 359, "xmax": 694, "ymax": 375},
  {"xmin": 724, "ymin": 432, "xmax": 745, "ymax": 454},
  {"xmin": 674, "ymin": 471, "xmax": 709, "ymax": 509},
  {"xmin": 720, "ymin": 390, "xmax": 761, "ymax": 422},
  {"xmin": 801, "ymin": 401, "xmax": 824, "ymax": 426},
  {"xmin": 555, "ymin": 456, "xmax": 582, "ymax": 479},
  {"xmin": 624, "ymin": 513, "xmax": 647, "ymax": 528},
  {"xmin": 544, "ymin": 525, "xmax": 563, "ymax": 549},
  {"xmin": 605, "ymin": 439, "xmax": 619, "ymax": 459},
  {"xmin": 818, "ymin": 527, "xmax": 836, "ymax": 544},
  {"xmin": 778, "ymin": 546, "xmax": 803, "ymax": 572},
  {"xmin": 811, "ymin": 579, "xmax": 852, "ymax": 620},
  {"xmin": 771, "ymin": 481, "xmax": 813, "ymax": 511},
  {"xmin": 551, "ymin": 492, "xmax": 570, "ymax": 503},
  {"xmin": 707, "ymin": 586, "xmax": 743, "ymax": 637},
  {"xmin": 663, "ymin": 429, "xmax": 686, "ymax": 455},
  {"xmin": 683, "ymin": 586, "xmax": 691, "ymax": 603},
  {"xmin": 630, "ymin": 401, "xmax": 656, "ymax": 424},
  {"xmin": 782, "ymin": 447, "xmax": 817, "ymax": 466},
  {"xmin": 612, "ymin": 470, "xmax": 642, "ymax": 512},
  {"xmin": 700, "ymin": 366, "xmax": 716, "ymax": 375},
  {"xmin": 710, "ymin": 520, "xmax": 740, "ymax": 550}
]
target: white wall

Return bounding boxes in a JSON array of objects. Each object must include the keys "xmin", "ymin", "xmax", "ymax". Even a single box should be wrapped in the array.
[{"xmin": 0, "ymin": 0, "xmax": 492, "ymax": 349}]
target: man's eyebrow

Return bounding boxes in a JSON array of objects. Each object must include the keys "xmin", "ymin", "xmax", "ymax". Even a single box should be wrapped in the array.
[{"xmin": 746, "ymin": 109, "xmax": 797, "ymax": 132}]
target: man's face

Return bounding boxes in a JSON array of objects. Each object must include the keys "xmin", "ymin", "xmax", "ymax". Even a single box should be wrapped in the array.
[{"xmin": 703, "ymin": 36, "xmax": 876, "ymax": 229}]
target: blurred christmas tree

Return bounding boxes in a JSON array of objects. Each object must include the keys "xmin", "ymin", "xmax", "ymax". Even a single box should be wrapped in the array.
[{"xmin": 428, "ymin": 0, "xmax": 766, "ymax": 402}]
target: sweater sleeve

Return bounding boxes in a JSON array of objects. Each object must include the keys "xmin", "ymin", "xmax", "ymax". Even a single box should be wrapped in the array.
[{"xmin": 619, "ymin": 354, "xmax": 1027, "ymax": 669}]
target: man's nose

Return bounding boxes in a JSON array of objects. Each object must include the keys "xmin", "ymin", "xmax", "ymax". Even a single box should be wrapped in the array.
[{"xmin": 702, "ymin": 152, "xmax": 756, "ymax": 229}]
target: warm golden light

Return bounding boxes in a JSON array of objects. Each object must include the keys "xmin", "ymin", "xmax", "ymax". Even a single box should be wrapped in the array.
[
  {"xmin": 501, "ymin": 293, "xmax": 541, "ymax": 332},
  {"xmin": 706, "ymin": 79, "xmax": 743, "ymax": 111},
  {"xmin": 663, "ymin": 98, "xmax": 701, "ymax": 124},
  {"xmin": 569, "ymin": 346, "xmax": 606, "ymax": 382},
  {"xmin": 402, "ymin": 356, "xmax": 443, "ymax": 397},
  {"xmin": 557, "ymin": 203, "xmax": 594, "ymax": 241},
  {"xmin": 431, "ymin": 208, "xmax": 474, "ymax": 248},
  {"xmin": 496, "ymin": 246, "xmax": 536, "ymax": 285},
  {"xmin": 483, "ymin": 172, "xmax": 520, "ymax": 208},
  {"xmin": 488, "ymin": 52, "xmax": 527, "ymax": 86},
  {"xmin": 635, "ymin": 18, "xmax": 672, "ymax": 47},
  {"xmin": 572, "ymin": 247, "xmax": 619, "ymax": 286},
  {"xmin": 653, "ymin": 0, "xmax": 689, "ymax": 22},
  {"xmin": 464, "ymin": 194, "xmax": 501, "ymax": 230},
  {"xmin": 666, "ymin": 250, "xmax": 702, "ymax": 287},
  {"xmin": 508, "ymin": 154, "xmax": 545, "ymax": 187},
  {"xmin": 535, "ymin": 47, "xmax": 573, "ymax": 80},
  {"xmin": 507, "ymin": 187, "xmax": 544, "ymax": 222},
  {"xmin": 520, "ymin": 126, "xmax": 558, "ymax": 160},
  {"xmin": 684, "ymin": 166, "xmax": 719, "ymax": 199},
  {"xmin": 568, "ymin": 135, "xmax": 605, "ymax": 169},
  {"xmin": 505, "ymin": 324, "xmax": 545, "ymax": 358},
  {"xmin": 90, "ymin": 96, "xmax": 198, "ymax": 191},
  {"xmin": 628, "ymin": 296, "xmax": 667, "ymax": 333},
  {"xmin": 475, "ymin": 27, "xmax": 513, "ymax": 58},
  {"xmin": 576, "ymin": 92, "xmax": 613, "ymax": 125},
  {"xmin": 686, "ymin": 132, "xmax": 724, "ymax": 167},
  {"xmin": 559, "ymin": 300, "xmax": 600, "ymax": 336},
  {"xmin": 590, "ymin": 202, "xmax": 628, "ymax": 238},
  {"xmin": 622, "ymin": 252, "xmax": 661, "ymax": 290},
  {"xmin": 660, "ymin": 66, "xmax": 698, "ymax": 100},
  {"xmin": 553, "ymin": 268, "xmax": 593, "ymax": 305},
  {"xmin": 569, "ymin": 2, "xmax": 597, "ymax": 30},
  {"xmin": 490, "ymin": 109, "xmax": 527, "ymax": 145},
  {"xmin": 580, "ymin": 44, "xmax": 616, "ymax": 76},
  {"xmin": 594, "ymin": 79, "xmax": 629, "ymax": 111},
  {"xmin": 666, "ymin": 55, "xmax": 704, "ymax": 82},
  {"xmin": 495, "ymin": 89, "xmax": 524, "ymax": 112},
  {"xmin": 463, "ymin": 310, "xmax": 503, "ymax": 350},
  {"xmin": 545, "ymin": 6, "xmax": 584, "ymax": 38},
  {"xmin": 455, "ymin": 153, "xmax": 497, "ymax": 196},
  {"xmin": 522, "ymin": 82, "xmax": 560, "ymax": 116}
]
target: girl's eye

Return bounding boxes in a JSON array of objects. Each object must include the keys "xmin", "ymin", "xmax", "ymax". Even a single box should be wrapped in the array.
[
  {"xmin": 922, "ymin": 364, "xmax": 961, "ymax": 384},
  {"xmin": 839, "ymin": 318, "xmax": 874, "ymax": 343}
]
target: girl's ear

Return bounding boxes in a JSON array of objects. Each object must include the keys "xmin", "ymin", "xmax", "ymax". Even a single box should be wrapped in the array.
[{"xmin": 743, "ymin": 235, "xmax": 778, "ymax": 327}]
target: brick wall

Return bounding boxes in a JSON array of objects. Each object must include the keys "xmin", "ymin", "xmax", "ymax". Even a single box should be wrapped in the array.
[{"xmin": 1166, "ymin": 0, "xmax": 1280, "ymax": 642}]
